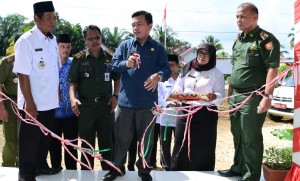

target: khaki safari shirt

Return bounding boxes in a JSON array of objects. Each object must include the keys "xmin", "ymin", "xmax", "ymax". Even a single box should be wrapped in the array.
[
  {"xmin": 229, "ymin": 26, "xmax": 280, "ymax": 89},
  {"xmin": 0, "ymin": 55, "xmax": 18, "ymax": 96},
  {"xmin": 68, "ymin": 49, "xmax": 120, "ymax": 98}
]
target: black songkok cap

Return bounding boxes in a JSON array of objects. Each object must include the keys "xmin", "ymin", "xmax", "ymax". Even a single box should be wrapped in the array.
[
  {"xmin": 33, "ymin": 1, "xmax": 55, "ymax": 14},
  {"xmin": 57, "ymin": 34, "xmax": 71, "ymax": 43},
  {"xmin": 168, "ymin": 54, "xmax": 179, "ymax": 64}
]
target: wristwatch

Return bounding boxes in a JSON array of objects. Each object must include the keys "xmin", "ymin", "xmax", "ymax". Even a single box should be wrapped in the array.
[
  {"xmin": 264, "ymin": 93, "xmax": 274, "ymax": 99},
  {"xmin": 158, "ymin": 73, "xmax": 163, "ymax": 82}
]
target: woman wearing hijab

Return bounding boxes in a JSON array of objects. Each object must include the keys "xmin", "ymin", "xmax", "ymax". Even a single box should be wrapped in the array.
[{"xmin": 170, "ymin": 43, "xmax": 225, "ymax": 171}]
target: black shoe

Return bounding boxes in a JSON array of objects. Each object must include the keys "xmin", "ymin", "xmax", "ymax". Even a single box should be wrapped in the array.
[
  {"xmin": 128, "ymin": 164, "xmax": 135, "ymax": 171},
  {"xmin": 165, "ymin": 167, "xmax": 170, "ymax": 171},
  {"xmin": 36, "ymin": 167, "xmax": 62, "ymax": 176},
  {"xmin": 138, "ymin": 172, "xmax": 152, "ymax": 181},
  {"xmin": 102, "ymin": 169, "xmax": 125, "ymax": 181},
  {"xmin": 36, "ymin": 168, "xmax": 53, "ymax": 176},
  {"xmin": 217, "ymin": 169, "xmax": 242, "ymax": 177},
  {"xmin": 51, "ymin": 167, "xmax": 63, "ymax": 174}
]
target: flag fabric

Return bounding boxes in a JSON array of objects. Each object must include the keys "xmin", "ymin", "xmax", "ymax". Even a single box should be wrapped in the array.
[
  {"xmin": 162, "ymin": 4, "xmax": 166, "ymax": 32},
  {"xmin": 284, "ymin": 1, "xmax": 300, "ymax": 180}
]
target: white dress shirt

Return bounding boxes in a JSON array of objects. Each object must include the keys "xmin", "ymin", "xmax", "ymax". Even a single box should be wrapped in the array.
[
  {"xmin": 157, "ymin": 77, "xmax": 178, "ymax": 127},
  {"xmin": 13, "ymin": 26, "xmax": 59, "ymax": 111}
]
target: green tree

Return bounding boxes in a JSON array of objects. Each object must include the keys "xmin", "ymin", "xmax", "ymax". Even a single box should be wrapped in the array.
[
  {"xmin": 152, "ymin": 25, "xmax": 190, "ymax": 54},
  {"xmin": 101, "ymin": 27, "xmax": 133, "ymax": 51},
  {"xmin": 0, "ymin": 14, "xmax": 27, "ymax": 56},
  {"xmin": 280, "ymin": 44, "xmax": 289, "ymax": 58},
  {"xmin": 53, "ymin": 17, "xmax": 84, "ymax": 55},
  {"xmin": 21, "ymin": 20, "xmax": 35, "ymax": 32},
  {"xmin": 69, "ymin": 24, "xmax": 85, "ymax": 55},
  {"xmin": 200, "ymin": 35, "xmax": 223, "ymax": 52},
  {"xmin": 288, "ymin": 27, "xmax": 294, "ymax": 49},
  {"xmin": 217, "ymin": 51, "xmax": 230, "ymax": 57}
]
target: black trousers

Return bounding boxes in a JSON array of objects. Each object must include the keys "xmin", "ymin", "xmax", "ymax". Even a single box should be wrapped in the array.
[
  {"xmin": 49, "ymin": 117, "xmax": 78, "ymax": 169},
  {"xmin": 160, "ymin": 126, "xmax": 175, "ymax": 170},
  {"xmin": 171, "ymin": 106, "xmax": 218, "ymax": 171},
  {"xmin": 18, "ymin": 109, "xmax": 55, "ymax": 181},
  {"xmin": 78, "ymin": 100, "xmax": 114, "ymax": 170}
]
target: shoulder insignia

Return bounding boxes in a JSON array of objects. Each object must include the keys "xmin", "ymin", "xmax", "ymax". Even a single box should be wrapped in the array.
[
  {"xmin": 104, "ymin": 59, "xmax": 110, "ymax": 64},
  {"xmin": 101, "ymin": 44, "xmax": 114, "ymax": 57},
  {"xmin": 73, "ymin": 50, "xmax": 86, "ymax": 59},
  {"xmin": 104, "ymin": 49, "xmax": 114, "ymax": 57},
  {"xmin": 3, "ymin": 54, "xmax": 15, "ymax": 63},
  {"xmin": 265, "ymin": 42, "xmax": 273, "ymax": 50},
  {"xmin": 260, "ymin": 31, "xmax": 269, "ymax": 40}
]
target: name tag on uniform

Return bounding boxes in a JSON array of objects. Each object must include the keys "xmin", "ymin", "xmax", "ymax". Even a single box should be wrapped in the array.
[
  {"xmin": 104, "ymin": 72, "xmax": 110, "ymax": 81},
  {"xmin": 35, "ymin": 48, "xmax": 43, "ymax": 52},
  {"xmin": 188, "ymin": 74, "xmax": 196, "ymax": 78}
]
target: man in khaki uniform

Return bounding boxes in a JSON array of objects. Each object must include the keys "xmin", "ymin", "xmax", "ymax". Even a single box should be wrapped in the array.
[
  {"xmin": 218, "ymin": 3, "xmax": 280, "ymax": 181},
  {"xmin": 0, "ymin": 52, "xmax": 18, "ymax": 167},
  {"xmin": 68, "ymin": 25, "xmax": 120, "ymax": 170}
]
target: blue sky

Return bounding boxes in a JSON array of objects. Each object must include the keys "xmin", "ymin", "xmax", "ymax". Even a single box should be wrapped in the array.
[{"xmin": 0, "ymin": 0, "xmax": 294, "ymax": 57}]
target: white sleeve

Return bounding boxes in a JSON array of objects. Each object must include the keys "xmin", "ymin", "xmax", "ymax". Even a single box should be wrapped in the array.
[
  {"xmin": 172, "ymin": 74, "xmax": 185, "ymax": 93},
  {"xmin": 211, "ymin": 70, "xmax": 226, "ymax": 105},
  {"xmin": 13, "ymin": 39, "xmax": 33, "ymax": 75}
]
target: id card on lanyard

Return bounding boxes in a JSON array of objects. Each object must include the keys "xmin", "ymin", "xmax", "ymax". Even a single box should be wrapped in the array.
[{"xmin": 104, "ymin": 64, "xmax": 111, "ymax": 81}]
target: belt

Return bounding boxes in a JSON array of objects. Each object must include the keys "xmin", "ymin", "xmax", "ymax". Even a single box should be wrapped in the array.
[
  {"xmin": 79, "ymin": 95, "xmax": 111, "ymax": 102},
  {"xmin": 233, "ymin": 86, "xmax": 263, "ymax": 94}
]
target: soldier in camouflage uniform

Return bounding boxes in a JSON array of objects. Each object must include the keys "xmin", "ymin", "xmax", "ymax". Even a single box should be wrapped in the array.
[
  {"xmin": 68, "ymin": 25, "xmax": 120, "ymax": 170},
  {"xmin": 217, "ymin": 3, "xmax": 280, "ymax": 181}
]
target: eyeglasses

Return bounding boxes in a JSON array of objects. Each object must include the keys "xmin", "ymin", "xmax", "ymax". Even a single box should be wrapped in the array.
[
  {"xmin": 86, "ymin": 36, "xmax": 101, "ymax": 41},
  {"xmin": 198, "ymin": 52, "xmax": 209, "ymax": 57}
]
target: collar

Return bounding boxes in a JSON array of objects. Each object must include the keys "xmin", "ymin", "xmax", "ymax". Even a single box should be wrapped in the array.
[
  {"xmin": 32, "ymin": 25, "xmax": 54, "ymax": 41},
  {"xmin": 132, "ymin": 36, "xmax": 154, "ymax": 46},
  {"xmin": 239, "ymin": 26, "xmax": 260, "ymax": 40},
  {"xmin": 84, "ymin": 48, "xmax": 104, "ymax": 58}
]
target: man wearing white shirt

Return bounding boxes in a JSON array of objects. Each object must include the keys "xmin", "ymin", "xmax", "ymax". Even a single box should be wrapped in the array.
[
  {"xmin": 13, "ymin": 1, "xmax": 60, "ymax": 181},
  {"xmin": 157, "ymin": 54, "xmax": 180, "ymax": 171}
]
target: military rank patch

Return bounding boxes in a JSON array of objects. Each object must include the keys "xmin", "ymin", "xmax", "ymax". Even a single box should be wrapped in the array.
[
  {"xmin": 260, "ymin": 31, "xmax": 269, "ymax": 40},
  {"xmin": 4, "ymin": 54, "xmax": 15, "ymax": 63},
  {"xmin": 74, "ymin": 50, "xmax": 86, "ymax": 59},
  {"xmin": 104, "ymin": 49, "xmax": 114, "ymax": 56},
  {"xmin": 265, "ymin": 42, "xmax": 273, "ymax": 50}
]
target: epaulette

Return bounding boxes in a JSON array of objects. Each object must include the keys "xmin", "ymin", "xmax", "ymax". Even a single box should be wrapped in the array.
[
  {"xmin": 260, "ymin": 31, "xmax": 269, "ymax": 40},
  {"xmin": 101, "ymin": 44, "xmax": 114, "ymax": 57},
  {"xmin": 73, "ymin": 50, "xmax": 86, "ymax": 59},
  {"xmin": 2, "ymin": 54, "xmax": 15, "ymax": 63},
  {"xmin": 235, "ymin": 34, "xmax": 241, "ymax": 41},
  {"xmin": 104, "ymin": 49, "xmax": 114, "ymax": 57}
]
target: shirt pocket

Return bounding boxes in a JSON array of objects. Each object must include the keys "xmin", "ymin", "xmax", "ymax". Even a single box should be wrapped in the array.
[
  {"xmin": 79, "ymin": 65, "xmax": 92, "ymax": 79},
  {"xmin": 246, "ymin": 49, "xmax": 261, "ymax": 67},
  {"xmin": 232, "ymin": 49, "xmax": 247, "ymax": 66},
  {"xmin": 33, "ymin": 52, "xmax": 52, "ymax": 72}
]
